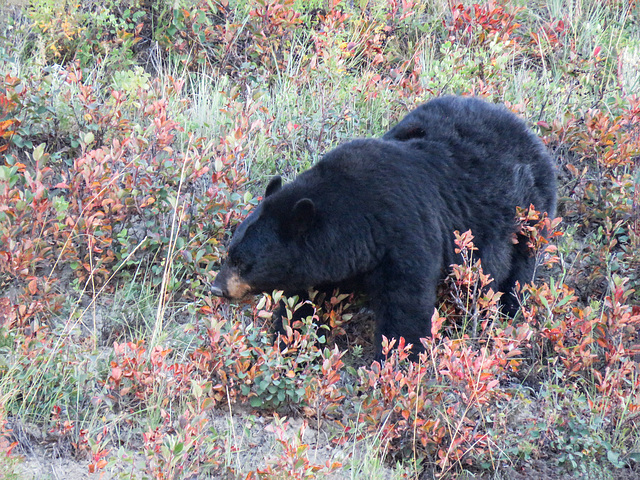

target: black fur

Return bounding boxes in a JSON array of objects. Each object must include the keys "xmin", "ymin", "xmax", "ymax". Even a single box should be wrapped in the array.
[{"xmin": 212, "ymin": 96, "xmax": 557, "ymax": 360}]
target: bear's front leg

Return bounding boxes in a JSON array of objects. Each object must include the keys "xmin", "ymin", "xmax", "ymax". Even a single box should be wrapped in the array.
[
  {"xmin": 365, "ymin": 253, "xmax": 441, "ymax": 362},
  {"xmin": 271, "ymin": 291, "xmax": 314, "ymax": 337}
]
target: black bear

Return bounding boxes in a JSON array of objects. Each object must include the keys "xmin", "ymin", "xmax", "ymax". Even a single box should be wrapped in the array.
[{"xmin": 211, "ymin": 95, "xmax": 557, "ymax": 359}]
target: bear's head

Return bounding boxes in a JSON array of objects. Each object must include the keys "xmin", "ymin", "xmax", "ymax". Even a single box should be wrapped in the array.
[{"xmin": 210, "ymin": 176, "xmax": 317, "ymax": 299}]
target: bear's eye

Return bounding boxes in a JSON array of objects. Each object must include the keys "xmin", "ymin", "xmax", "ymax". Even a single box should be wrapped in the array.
[
  {"xmin": 231, "ymin": 257, "xmax": 252, "ymax": 275},
  {"xmin": 231, "ymin": 257, "xmax": 243, "ymax": 270}
]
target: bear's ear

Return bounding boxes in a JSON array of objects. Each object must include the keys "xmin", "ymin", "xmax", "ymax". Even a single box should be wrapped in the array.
[
  {"xmin": 291, "ymin": 198, "xmax": 316, "ymax": 235},
  {"xmin": 265, "ymin": 176, "xmax": 282, "ymax": 197},
  {"xmin": 388, "ymin": 122, "xmax": 427, "ymax": 141}
]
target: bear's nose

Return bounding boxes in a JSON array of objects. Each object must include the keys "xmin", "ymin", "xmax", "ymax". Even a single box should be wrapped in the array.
[{"xmin": 210, "ymin": 286, "xmax": 224, "ymax": 297}]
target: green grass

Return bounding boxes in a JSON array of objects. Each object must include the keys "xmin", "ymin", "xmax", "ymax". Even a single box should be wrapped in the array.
[{"xmin": 1, "ymin": 0, "xmax": 640, "ymax": 478}]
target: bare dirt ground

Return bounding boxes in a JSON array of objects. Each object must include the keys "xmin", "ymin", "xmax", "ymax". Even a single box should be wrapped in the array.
[
  {"xmin": 493, "ymin": 461, "xmax": 640, "ymax": 480},
  {"xmin": 9, "ymin": 410, "xmax": 640, "ymax": 480},
  {"xmin": 13, "ymin": 453, "xmax": 640, "ymax": 480},
  {"xmin": 9, "ymin": 408, "xmax": 398, "ymax": 480}
]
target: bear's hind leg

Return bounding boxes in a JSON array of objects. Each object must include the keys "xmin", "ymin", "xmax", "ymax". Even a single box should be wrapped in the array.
[{"xmin": 497, "ymin": 235, "xmax": 535, "ymax": 316}]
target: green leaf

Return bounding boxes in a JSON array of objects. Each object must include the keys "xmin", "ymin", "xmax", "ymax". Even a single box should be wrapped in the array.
[
  {"xmin": 32, "ymin": 143, "xmax": 46, "ymax": 164},
  {"xmin": 12, "ymin": 135, "xmax": 25, "ymax": 148},
  {"xmin": 556, "ymin": 294, "xmax": 573, "ymax": 307},
  {"xmin": 607, "ymin": 449, "xmax": 623, "ymax": 467},
  {"xmin": 628, "ymin": 452, "xmax": 640, "ymax": 463},
  {"xmin": 539, "ymin": 295, "xmax": 550, "ymax": 311},
  {"xmin": 192, "ymin": 381, "xmax": 202, "ymax": 398}
]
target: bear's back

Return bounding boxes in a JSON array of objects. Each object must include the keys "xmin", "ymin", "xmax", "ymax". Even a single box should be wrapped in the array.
[
  {"xmin": 382, "ymin": 96, "xmax": 557, "ymax": 216},
  {"xmin": 283, "ymin": 96, "xmax": 555, "ymax": 233},
  {"xmin": 385, "ymin": 96, "xmax": 540, "ymax": 165}
]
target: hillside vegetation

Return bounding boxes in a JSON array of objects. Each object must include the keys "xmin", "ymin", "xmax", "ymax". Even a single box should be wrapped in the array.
[{"xmin": 1, "ymin": 0, "xmax": 640, "ymax": 478}]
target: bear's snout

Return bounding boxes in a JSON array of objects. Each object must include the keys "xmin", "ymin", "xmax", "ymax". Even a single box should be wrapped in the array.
[
  {"xmin": 211, "ymin": 264, "xmax": 253, "ymax": 299},
  {"xmin": 210, "ymin": 285, "xmax": 225, "ymax": 297}
]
